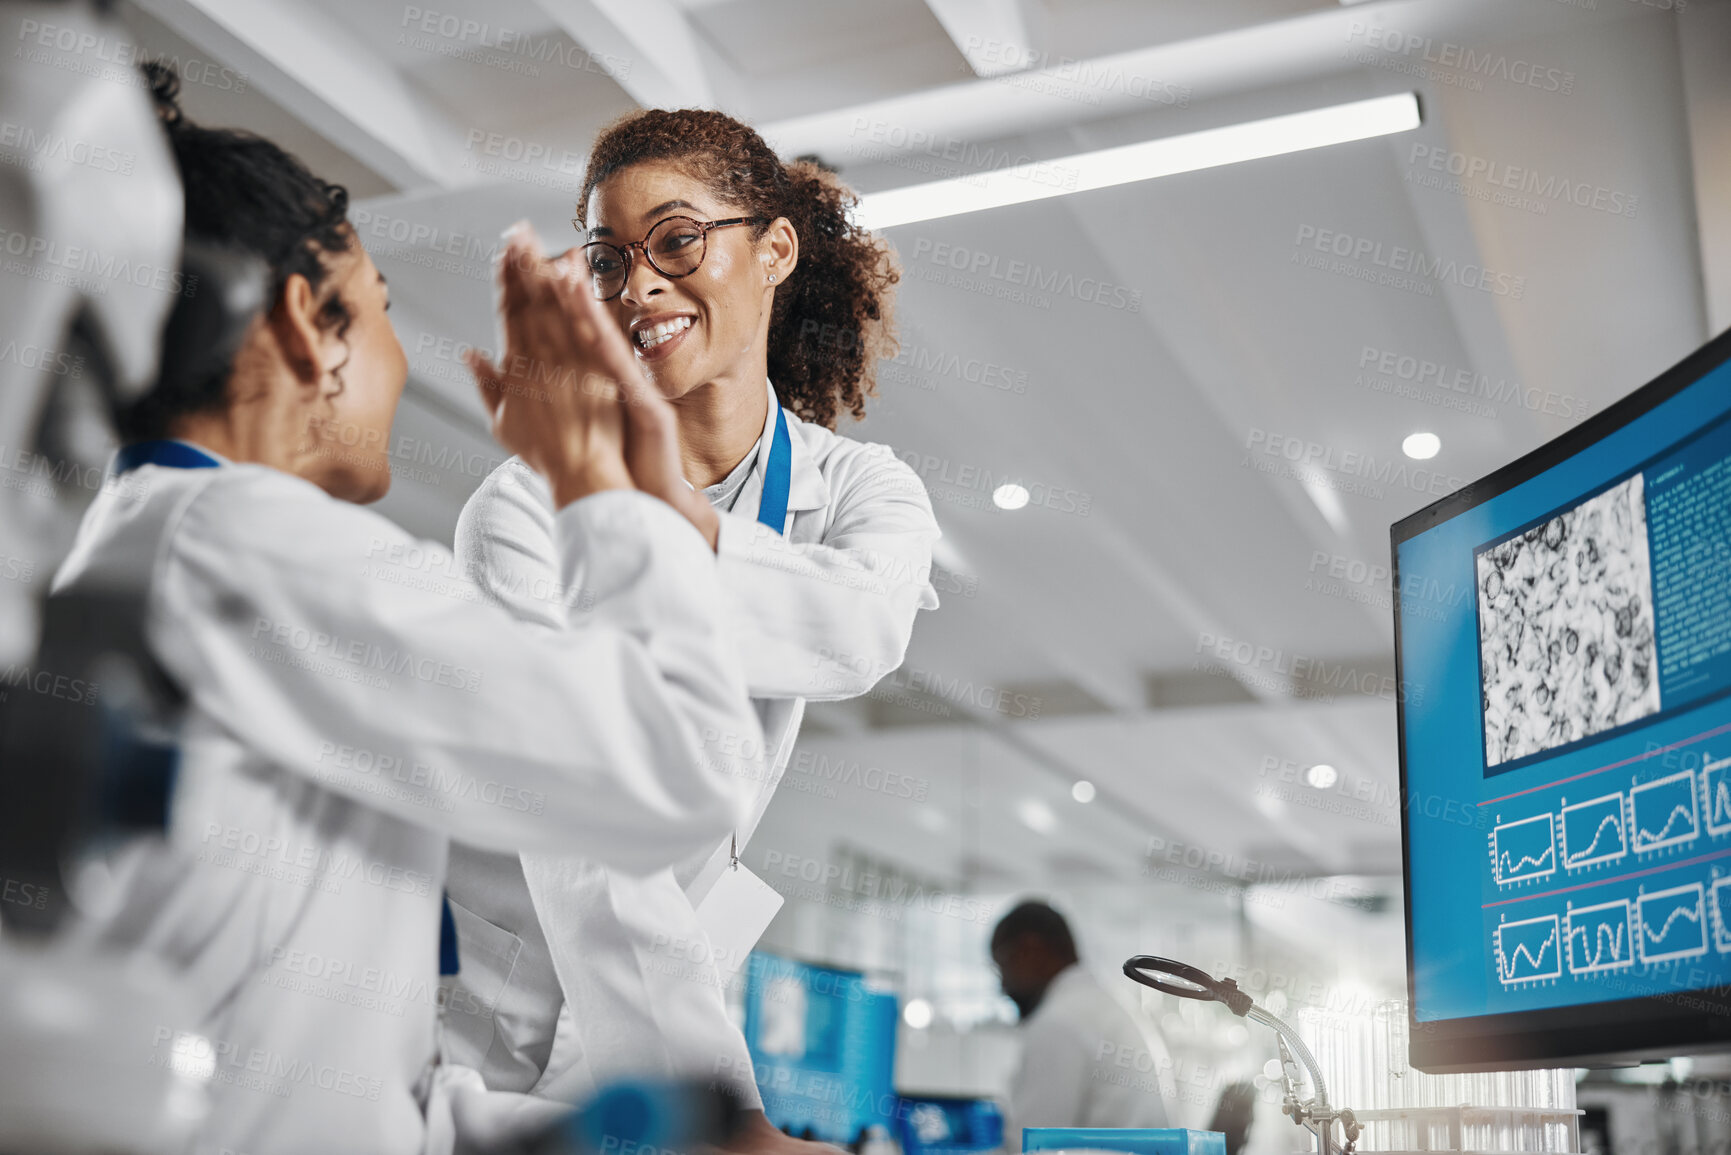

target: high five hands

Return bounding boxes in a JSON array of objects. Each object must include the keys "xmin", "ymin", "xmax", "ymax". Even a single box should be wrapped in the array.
[{"xmin": 466, "ymin": 222, "xmax": 721, "ymax": 550}]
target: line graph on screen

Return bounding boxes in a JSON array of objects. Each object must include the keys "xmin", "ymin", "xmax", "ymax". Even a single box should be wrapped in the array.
[
  {"xmin": 1637, "ymin": 883, "xmax": 1707, "ymax": 964},
  {"xmin": 1562, "ymin": 793, "xmax": 1628, "ymax": 870},
  {"xmin": 1496, "ymin": 914, "xmax": 1562, "ymax": 986},
  {"xmin": 1492, "ymin": 813, "xmax": 1558, "ymax": 886},
  {"xmin": 1566, "ymin": 899, "xmax": 1633, "ymax": 974},
  {"xmin": 1703, "ymin": 756, "xmax": 1731, "ymax": 837},
  {"xmin": 1631, "ymin": 772, "xmax": 1699, "ymax": 854}
]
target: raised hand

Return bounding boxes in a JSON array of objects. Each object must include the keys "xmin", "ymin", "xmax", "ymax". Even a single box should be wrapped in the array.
[
  {"xmin": 617, "ymin": 372, "xmax": 721, "ymax": 551},
  {"xmin": 540, "ymin": 245, "xmax": 718, "ymax": 546},
  {"xmin": 465, "ymin": 223, "xmax": 634, "ymax": 509}
]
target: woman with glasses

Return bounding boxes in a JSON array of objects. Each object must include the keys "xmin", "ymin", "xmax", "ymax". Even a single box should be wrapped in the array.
[
  {"xmin": 442, "ymin": 109, "xmax": 941, "ymax": 1148},
  {"xmin": 53, "ymin": 73, "xmax": 765, "ymax": 1155}
]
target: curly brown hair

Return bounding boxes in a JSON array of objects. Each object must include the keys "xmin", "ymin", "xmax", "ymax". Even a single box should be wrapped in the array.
[{"xmin": 579, "ymin": 109, "xmax": 900, "ymax": 430}]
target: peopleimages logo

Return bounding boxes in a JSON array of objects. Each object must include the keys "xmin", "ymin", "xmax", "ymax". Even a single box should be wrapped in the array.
[
  {"xmin": 0, "ymin": 120, "xmax": 134, "ymax": 174},
  {"xmin": 351, "ymin": 208, "xmax": 503, "ymax": 265},
  {"xmin": 397, "ymin": 7, "xmax": 630, "ymax": 79},
  {"xmin": 150, "ymin": 1028, "xmax": 384, "ymax": 1101},
  {"xmin": 1357, "ymin": 345, "xmax": 1591, "ymax": 421},
  {"xmin": 897, "ymin": 450, "xmax": 1093, "ymax": 516},
  {"xmin": 848, "ymin": 117, "xmax": 1076, "ymax": 185},
  {"xmin": 957, "ymin": 37, "xmax": 1191, "ymax": 107},
  {"xmin": 1293, "ymin": 225, "xmax": 1527, "ymax": 299},
  {"xmin": 12, "ymin": 19, "xmax": 249, "ymax": 93},
  {"xmin": 1244, "ymin": 427, "xmax": 1468, "ymax": 500},
  {"xmin": 1343, "ymin": 21, "xmax": 1575, "ymax": 95},
  {"xmin": 1406, "ymin": 144, "xmax": 1639, "ymax": 219},
  {"xmin": 0, "ymin": 227, "xmax": 196, "ymax": 297},
  {"xmin": 1192, "ymin": 631, "xmax": 1421, "ymax": 706},
  {"xmin": 248, "ymin": 615, "xmax": 484, "ymax": 694},
  {"xmin": 908, "ymin": 238, "xmax": 1143, "ymax": 312}
]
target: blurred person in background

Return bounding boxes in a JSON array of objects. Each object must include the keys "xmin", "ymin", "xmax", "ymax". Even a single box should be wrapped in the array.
[
  {"xmin": 50, "ymin": 67, "xmax": 763, "ymax": 1155},
  {"xmin": 441, "ymin": 108, "xmax": 941, "ymax": 1152},
  {"xmin": 992, "ymin": 901, "xmax": 1179, "ymax": 1151}
]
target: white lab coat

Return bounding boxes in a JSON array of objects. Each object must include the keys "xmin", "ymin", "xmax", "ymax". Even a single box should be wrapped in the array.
[
  {"xmin": 51, "ymin": 453, "xmax": 763, "ymax": 1155},
  {"xmin": 442, "ymin": 381, "xmax": 940, "ymax": 1103},
  {"xmin": 1002, "ymin": 965, "xmax": 1180, "ymax": 1151}
]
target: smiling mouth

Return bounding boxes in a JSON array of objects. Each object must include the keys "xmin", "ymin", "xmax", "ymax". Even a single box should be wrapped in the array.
[{"xmin": 634, "ymin": 316, "xmax": 694, "ymax": 350}]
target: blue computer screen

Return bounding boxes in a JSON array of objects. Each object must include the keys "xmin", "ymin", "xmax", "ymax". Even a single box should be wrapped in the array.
[
  {"xmin": 742, "ymin": 952, "xmax": 899, "ymax": 1142},
  {"xmin": 1398, "ymin": 355, "xmax": 1731, "ymax": 1024}
]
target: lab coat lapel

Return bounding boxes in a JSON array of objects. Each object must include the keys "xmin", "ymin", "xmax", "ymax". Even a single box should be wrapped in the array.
[
  {"xmin": 737, "ymin": 381, "xmax": 829, "ymax": 530},
  {"xmin": 517, "ymin": 856, "xmax": 646, "ymax": 1094},
  {"xmin": 781, "ymin": 412, "xmax": 828, "ymax": 520},
  {"xmin": 520, "ymin": 857, "xmax": 736, "ymax": 1097}
]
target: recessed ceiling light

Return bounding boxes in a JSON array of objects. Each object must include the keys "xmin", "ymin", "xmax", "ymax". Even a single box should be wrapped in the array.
[
  {"xmin": 1305, "ymin": 763, "xmax": 1340, "ymax": 790},
  {"xmin": 1017, "ymin": 798, "xmax": 1055, "ymax": 833},
  {"xmin": 856, "ymin": 93, "xmax": 1422, "ymax": 229},
  {"xmin": 993, "ymin": 483, "xmax": 1030, "ymax": 510},
  {"xmin": 1402, "ymin": 432, "xmax": 1441, "ymax": 460},
  {"xmin": 903, "ymin": 998, "xmax": 934, "ymax": 1030},
  {"xmin": 1071, "ymin": 780, "xmax": 1096, "ymax": 804}
]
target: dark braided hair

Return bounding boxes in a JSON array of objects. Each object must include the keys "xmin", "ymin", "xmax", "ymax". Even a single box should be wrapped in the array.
[
  {"xmin": 120, "ymin": 61, "xmax": 355, "ymax": 440},
  {"xmin": 578, "ymin": 109, "xmax": 901, "ymax": 430}
]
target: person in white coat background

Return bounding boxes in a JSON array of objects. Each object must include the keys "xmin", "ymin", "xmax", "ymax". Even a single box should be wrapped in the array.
[
  {"xmin": 52, "ymin": 69, "xmax": 764, "ymax": 1155},
  {"xmin": 991, "ymin": 901, "xmax": 1181, "ymax": 1152},
  {"xmin": 440, "ymin": 108, "xmax": 942, "ymax": 1148}
]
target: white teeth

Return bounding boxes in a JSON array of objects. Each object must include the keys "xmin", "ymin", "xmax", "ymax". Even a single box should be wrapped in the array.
[{"xmin": 635, "ymin": 317, "xmax": 692, "ymax": 349}]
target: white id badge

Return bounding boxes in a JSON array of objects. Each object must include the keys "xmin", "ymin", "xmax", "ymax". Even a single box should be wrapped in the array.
[{"xmin": 694, "ymin": 864, "xmax": 784, "ymax": 986}]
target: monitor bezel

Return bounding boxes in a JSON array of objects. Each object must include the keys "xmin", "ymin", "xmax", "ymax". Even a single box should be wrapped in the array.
[{"xmin": 1390, "ymin": 325, "xmax": 1731, "ymax": 1072}]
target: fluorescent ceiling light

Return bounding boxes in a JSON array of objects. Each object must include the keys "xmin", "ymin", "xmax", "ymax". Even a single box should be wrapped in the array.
[{"xmin": 855, "ymin": 92, "xmax": 1421, "ymax": 230}]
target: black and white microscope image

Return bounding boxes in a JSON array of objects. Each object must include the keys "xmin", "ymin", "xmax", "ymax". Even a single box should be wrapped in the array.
[{"xmin": 1477, "ymin": 474, "xmax": 1660, "ymax": 768}]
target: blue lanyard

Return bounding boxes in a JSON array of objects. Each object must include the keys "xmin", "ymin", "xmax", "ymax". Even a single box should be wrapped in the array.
[
  {"xmin": 114, "ymin": 439, "xmax": 222, "ymax": 473},
  {"xmin": 441, "ymin": 899, "xmax": 460, "ymax": 975},
  {"xmin": 756, "ymin": 405, "xmax": 792, "ymax": 534},
  {"xmin": 117, "ymin": 440, "xmax": 466, "ymax": 978}
]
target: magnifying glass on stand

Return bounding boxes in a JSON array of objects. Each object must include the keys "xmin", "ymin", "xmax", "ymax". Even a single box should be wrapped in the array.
[{"xmin": 1123, "ymin": 956, "xmax": 1361, "ymax": 1155}]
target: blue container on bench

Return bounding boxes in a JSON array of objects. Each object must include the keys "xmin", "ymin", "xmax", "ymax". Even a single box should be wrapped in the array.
[{"xmin": 1021, "ymin": 1128, "xmax": 1227, "ymax": 1155}]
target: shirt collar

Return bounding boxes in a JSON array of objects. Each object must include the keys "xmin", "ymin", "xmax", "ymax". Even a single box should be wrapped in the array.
[
  {"xmin": 178, "ymin": 438, "xmax": 233, "ymax": 466},
  {"xmin": 703, "ymin": 431, "xmax": 760, "ymax": 511},
  {"xmin": 113, "ymin": 438, "xmax": 232, "ymax": 473}
]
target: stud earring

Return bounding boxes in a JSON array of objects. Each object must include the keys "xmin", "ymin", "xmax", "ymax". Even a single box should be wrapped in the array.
[{"xmin": 768, "ymin": 274, "xmax": 777, "ymax": 283}]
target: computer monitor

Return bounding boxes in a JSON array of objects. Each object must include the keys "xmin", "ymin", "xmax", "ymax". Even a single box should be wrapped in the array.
[
  {"xmin": 1392, "ymin": 327, "xmax": 1731, "ymax": 1072},
  {"xmin": 741, "ymin": 952, "xmax": 899, "ymax": 1142}
]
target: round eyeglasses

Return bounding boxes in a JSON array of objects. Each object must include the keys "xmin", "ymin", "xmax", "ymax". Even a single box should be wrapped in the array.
[{"xmin": 573, "ymin": 215, "xmax": 765, "ymax": 301}]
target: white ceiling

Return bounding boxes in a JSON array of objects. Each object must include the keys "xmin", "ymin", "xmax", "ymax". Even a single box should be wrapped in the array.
[{"xmin": 113, "ymin": 0, "xmax": 1731, "ymax": 935}]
